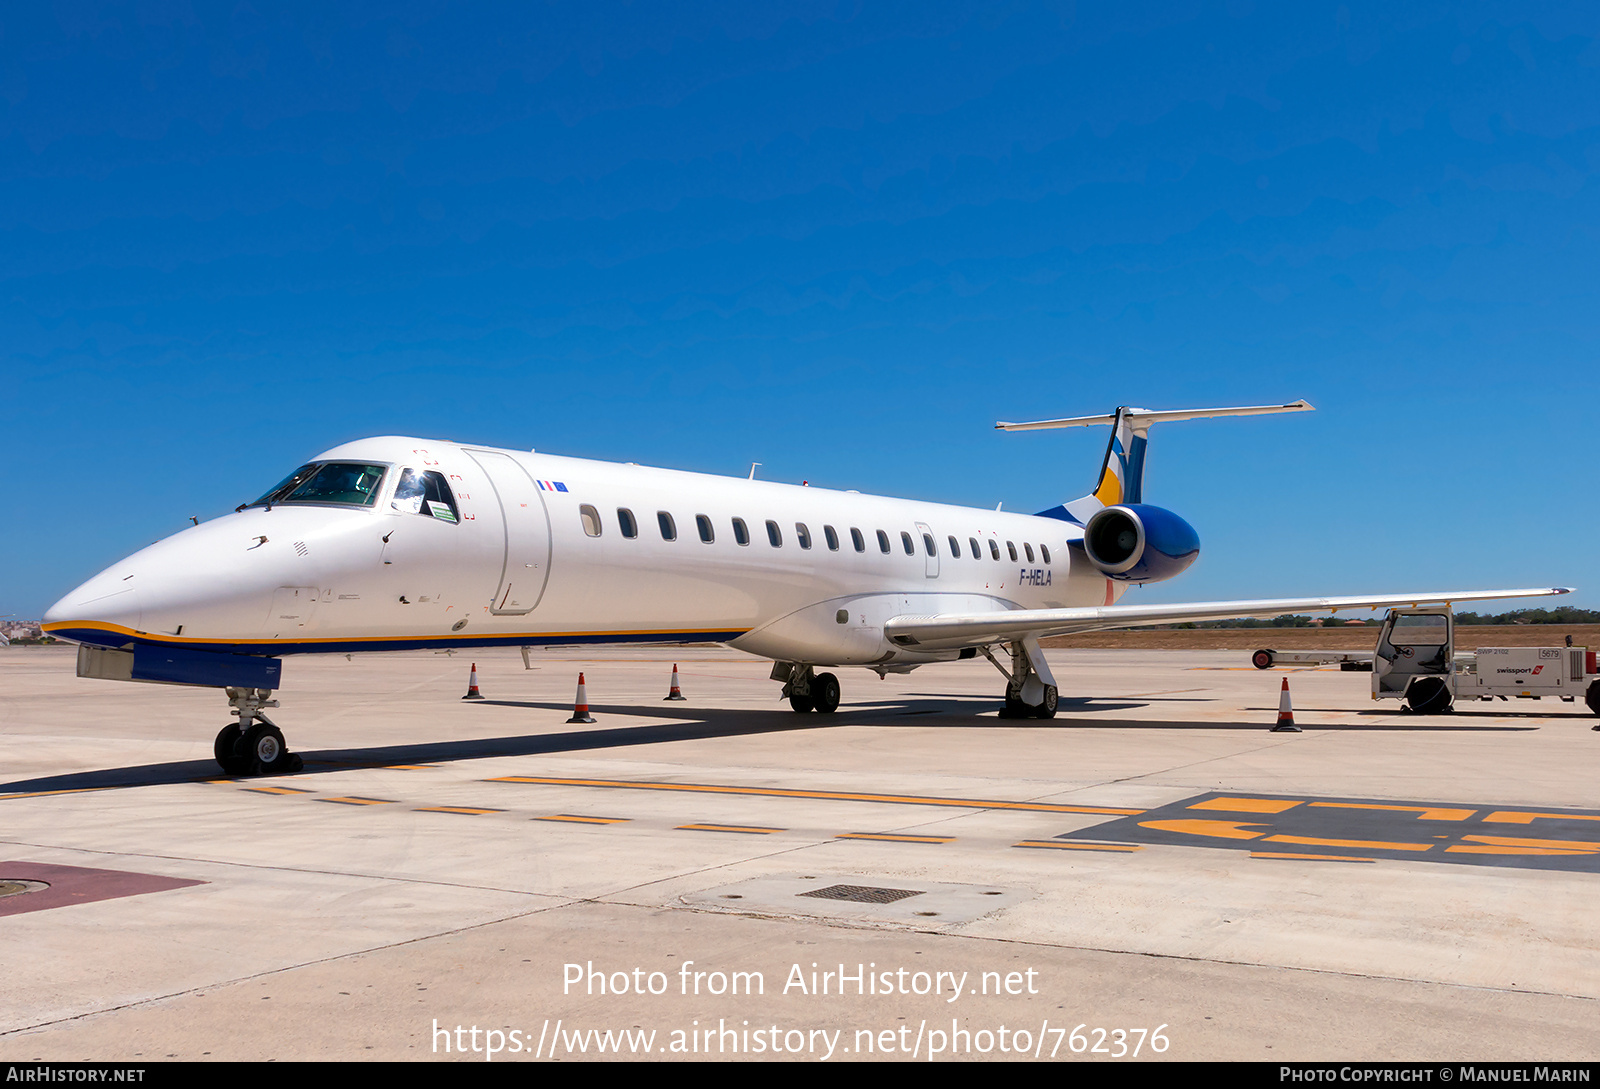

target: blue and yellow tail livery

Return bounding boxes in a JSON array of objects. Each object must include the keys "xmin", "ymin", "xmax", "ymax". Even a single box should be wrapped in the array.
[{"xmin": 997, "ymin": 400, "xmax": 1314, "ymax": 523}]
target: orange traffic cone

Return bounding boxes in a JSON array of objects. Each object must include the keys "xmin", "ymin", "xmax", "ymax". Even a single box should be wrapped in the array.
[
  {"xmin": 462, "ymin": 663, "xmax": 485, "ymax": 700},
  {"xmin": 664, "ymin": 663, "xmax": 687, "ymax": 701},
  {"xmin": 567, "ymin": 672, "xmax": 597, "ymax": 723},
  {"xmin": 1271, "ymin": 676, "xmax": 1300, "ymax": 732}
]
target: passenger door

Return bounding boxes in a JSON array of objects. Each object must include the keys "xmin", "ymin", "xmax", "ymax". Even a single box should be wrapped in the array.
[{"xmin": 463, "ymin": 449, "xmax": 553, "ymax": 615}]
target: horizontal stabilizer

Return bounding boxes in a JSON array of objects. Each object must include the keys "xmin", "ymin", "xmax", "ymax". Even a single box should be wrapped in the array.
[
  {"xmin": 884, "ymin": 587, "xmax": 1572, "ymax": 651},
  {"xmin": 1006, "ymin": 399, "xmax": 1313, "ymax": 512},
  {"xmin": 995, "ymin": 400, "xmax": 1314, "ymax": 432}
]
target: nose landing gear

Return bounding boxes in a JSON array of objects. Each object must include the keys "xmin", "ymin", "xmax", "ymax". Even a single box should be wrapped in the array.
[{"xmin": 214, "ymin": 687, "xmax": 303, "ymax": 775}]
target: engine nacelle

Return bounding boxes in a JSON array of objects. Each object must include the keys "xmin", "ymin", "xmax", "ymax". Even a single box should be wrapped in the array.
[{"xmin": 1081, "ymin": 504, "xmax": 1200, "ymax": 583}]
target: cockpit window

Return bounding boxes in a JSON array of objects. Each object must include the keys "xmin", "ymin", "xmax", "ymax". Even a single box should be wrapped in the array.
[
  {"xmin": 250, "ymin": 462, "xmax": 388, "ymax": 509},
  {"xmin": 391, "ymin": 468, "xmax": 459, "ymax": 523}
]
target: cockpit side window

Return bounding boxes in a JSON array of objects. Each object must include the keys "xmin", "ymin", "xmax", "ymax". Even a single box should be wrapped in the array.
[
  {"xmin": 250, "ymin": 462, "xmax": 388, "ymax": 509},
  {"xmin": 390, "ymin": 468, "xmax": 459, "ymax": 523},
  {"xmin": 252, "ymin": 464, "xmax": 319, "ymax": 507}
]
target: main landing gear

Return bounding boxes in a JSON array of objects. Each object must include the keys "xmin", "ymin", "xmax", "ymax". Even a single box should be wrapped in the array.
[
  {"xmin": 983, "ymin": 640, "xmax": 1059, "ymax": 720},
  {"xmin": 213, "ymin": 687, "xmax": 303, "ymax": 776},
  {"xmin": 777, "ymin": 664, "xmax": 841, "ymax": 714}
]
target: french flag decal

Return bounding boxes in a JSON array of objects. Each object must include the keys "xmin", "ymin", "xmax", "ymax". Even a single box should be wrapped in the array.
[{"xmin": 537, "ymin": 480, "xmax": 568, "ymax": 492}]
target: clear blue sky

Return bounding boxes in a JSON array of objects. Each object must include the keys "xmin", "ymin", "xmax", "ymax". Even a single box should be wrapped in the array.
[{"xmin": 5, "ymin": 3, "xmax": 1597, "ymax": 619}]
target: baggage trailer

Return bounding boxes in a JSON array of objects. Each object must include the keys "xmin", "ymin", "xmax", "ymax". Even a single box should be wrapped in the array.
[
  {"xmin": 1366, "ymin": 607, "xmax": 1599, "ymax": 715},
  {"xmin": 1251, "ymin": 648, "xmax": 1374, "ymax": 671}
]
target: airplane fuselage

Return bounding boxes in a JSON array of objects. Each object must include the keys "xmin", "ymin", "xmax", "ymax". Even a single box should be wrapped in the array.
[{"xmin": 45, "ymin": 436, "xmax": 1121, "ymax": 669}]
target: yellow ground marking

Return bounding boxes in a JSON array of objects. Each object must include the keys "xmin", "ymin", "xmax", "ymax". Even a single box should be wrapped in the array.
[
  {"xmin": 1263, "ymin": 834, "xmax": 1432, "ymax": 852},
  {"xmin": 1189, "ymin": 797, "xmax": 1301, "ymax": 814},
  {"xmin": 535, "ymin": 814, "xmax": 630, "ymax": 825},
  {"xmin": 1448, "ymin": 834, "xmax": 1599, "ymax": 855},
  {"xmin": 0, "ymin": 787, "xmax": 111, "ymax": 800},
  {"xmin": 1483, "ymin": 811, "xmax": 1600, "ymax": 826},
  {"xmin": 1013, "ymin": 840, "xmax": 1142, "ymax": 852},
  {"xmin": 316, "ymin": 796, "xmax": 391, "ymax": 806},
  {"xmin": 1250, "ymin": 852, "xmax": 1375, "ymax": 863},
  {"xmin": 837, "ymin": 833, "xmax": 955, "ymax": 844},
  {"xmin": 415, "ymin": 806, "xmax": 504, "ymax": 815},
  {"xmin": 244, "ymin": 786, "xmax": 312, "ymax": 795},
  {"xmin": 487, "ymin": 776, "xmax": 1140, "ymax": 816},
  {"xmin": 384, "ymin": 765, "xmax": 436, "ymax": 771},
  {"xmin": 676, "ymin": 823, "xmax": 783, "ymax": 835},
  {"xmin": 1308, "ymin": 802, "xmax": 1475, "ymax": 821},
  {"xmin": 1446, "ymin": 844, "xmax": 1594, "ymax": 857},
  {"xmin": 1140, "ymin": 819, "xmax": 1265, "ymax": 839}
]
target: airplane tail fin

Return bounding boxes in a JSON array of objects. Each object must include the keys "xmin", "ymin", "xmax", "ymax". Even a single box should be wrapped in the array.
[{"xmin": 996, "ymin": 400, "xmax": 1313, "ymax": 522}]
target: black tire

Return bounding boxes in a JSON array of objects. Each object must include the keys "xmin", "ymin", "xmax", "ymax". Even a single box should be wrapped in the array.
[
  {"xmin": 1405, "ymin": 676, "xmax": 1453, "ymax": 715},
  {"xmin": 999, "ymin": 691, "xmax": 1029, "ymax": 719},
  {"xmin": 242, "ymin": 723, "xmax": 291, "ymax": 773},
  {"xmin": 1033, "ymin": 685, "xmax": 1058, "ymax": 720},
  {"xmin": 1586, "ymin": 680, "xmax": 1600, "ymax": 717},
  {"xmin": 812, "ymin": 673, "xmax": 840, "ymax": 714},
  {"xmin": 788, "ymin": 691, "xmax": 814, "ymax": 713},
  {"xmin": 213, "ymin": 724, "xmax": 251, "ymax": 776},
  {"xmin": 1252, "ymin": 650, "xmax": 1273, "ymax": 670}
]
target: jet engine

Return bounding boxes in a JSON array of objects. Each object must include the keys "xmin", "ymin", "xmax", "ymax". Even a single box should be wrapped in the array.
[{"xmin": 1081, "ymin": 504, "xmax": 1200, "ymax": 583}]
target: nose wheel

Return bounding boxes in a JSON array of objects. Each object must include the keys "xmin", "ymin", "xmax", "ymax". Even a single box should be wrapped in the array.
[{"xmin": 214, "ymin": 687, "xmax": 303, "ymax": 775}]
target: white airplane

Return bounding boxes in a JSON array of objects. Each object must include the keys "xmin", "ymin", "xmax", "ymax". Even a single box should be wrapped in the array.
[{"xmin": 43, "ymin": 400, "xmax": 1568, "ymax": 776}]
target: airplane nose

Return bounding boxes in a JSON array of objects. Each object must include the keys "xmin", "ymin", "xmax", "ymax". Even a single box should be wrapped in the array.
[{"xmin": 43, "ymin": 568, "xmax": 144, "ymax": 635}]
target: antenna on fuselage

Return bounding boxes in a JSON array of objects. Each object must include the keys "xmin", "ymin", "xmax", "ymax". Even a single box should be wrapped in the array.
[{"xmin": 748, "ymin": 462, "xmax": 761, "ymax": 480}]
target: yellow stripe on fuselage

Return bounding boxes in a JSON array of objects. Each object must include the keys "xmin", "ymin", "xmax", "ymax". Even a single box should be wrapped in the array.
[{"xmin": 40, "ymin": 619, "xmax": 748, "ymax": 648}]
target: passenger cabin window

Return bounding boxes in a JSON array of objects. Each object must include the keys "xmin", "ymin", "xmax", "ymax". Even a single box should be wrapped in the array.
[
  {"xmin": 618, "ymin": 508, "xmax": 638, "ymax": 538},
  {"xmin": 988, "ymin": 540, "xmax": 1001, "ymax": 560},
  {"xmin": 389, "ymin": 468, "xmax": 458, "ymax": 523},
  {"xmin": 1024, "ymin": 543, "xmax": 1035, "ymax": 563},
  {"xmin": 851, "ymin": 528, "xmax": 866, "ymax": 552},
  {"xmin": 922, "ymin": 533, "xmax": 936, "ymax": 557},
  {"xmin": 824, "ymin": 525, "xmax": 840, "ymax": 551},
  {"xmin": 658, "ymin": 512, "xmax": 677, "ymax": 541},
  {"xmin": 947, "ymin": 535, "xmax": 960, "ymax": 558},
  {"xmin": 901, "ymin": 531, "xmax": 915, "ymax": 556},
  {"xmin": 766, "ymin": 520, "xmax": 783, "ymax": 547},
  {"xmin": 579, "ymin": 504, "xmax": 602, "ymax": 537},
  {"xmin": 968, "ymin": 538, "xmax": 980, "ymax": 560},
  {"xmin": 252, "ymin": 462, "xmax": 387, "ymax": 509},
  {"xmin": 877, "ymin": 530, "xmax": 891, "ymax": 554},
  {"xmin": 795, "ymin": 523, "xmax": 812, "ymax": 550},
  {"xmin": 1007, "ymin": 541, "xmax": 1018, "ymax": 562},
  {"xmin": 1040, "ymin": 544, "xmax": 1051, "ymax": 564},
  {"xmin": 732, "ymin": 518, "xmax": 750, "ymax": 546},
  {"xmin": 696, "ymin": 514, "xmax": 715, "ymax": 543}
]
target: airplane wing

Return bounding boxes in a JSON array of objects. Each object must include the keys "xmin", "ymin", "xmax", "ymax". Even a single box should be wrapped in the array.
[{"xmin": 883, "ymin": 587, "xmax": 1572, "ymax": 651}]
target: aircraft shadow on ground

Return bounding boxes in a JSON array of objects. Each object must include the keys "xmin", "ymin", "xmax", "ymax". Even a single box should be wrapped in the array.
[
  {"xmin": 0, "ymin": 694, "xmax": 1542, "ymax": 796},
  {"xmin": 0, "ymin": 694, "xmax": 1165, "ymax": 795}
]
